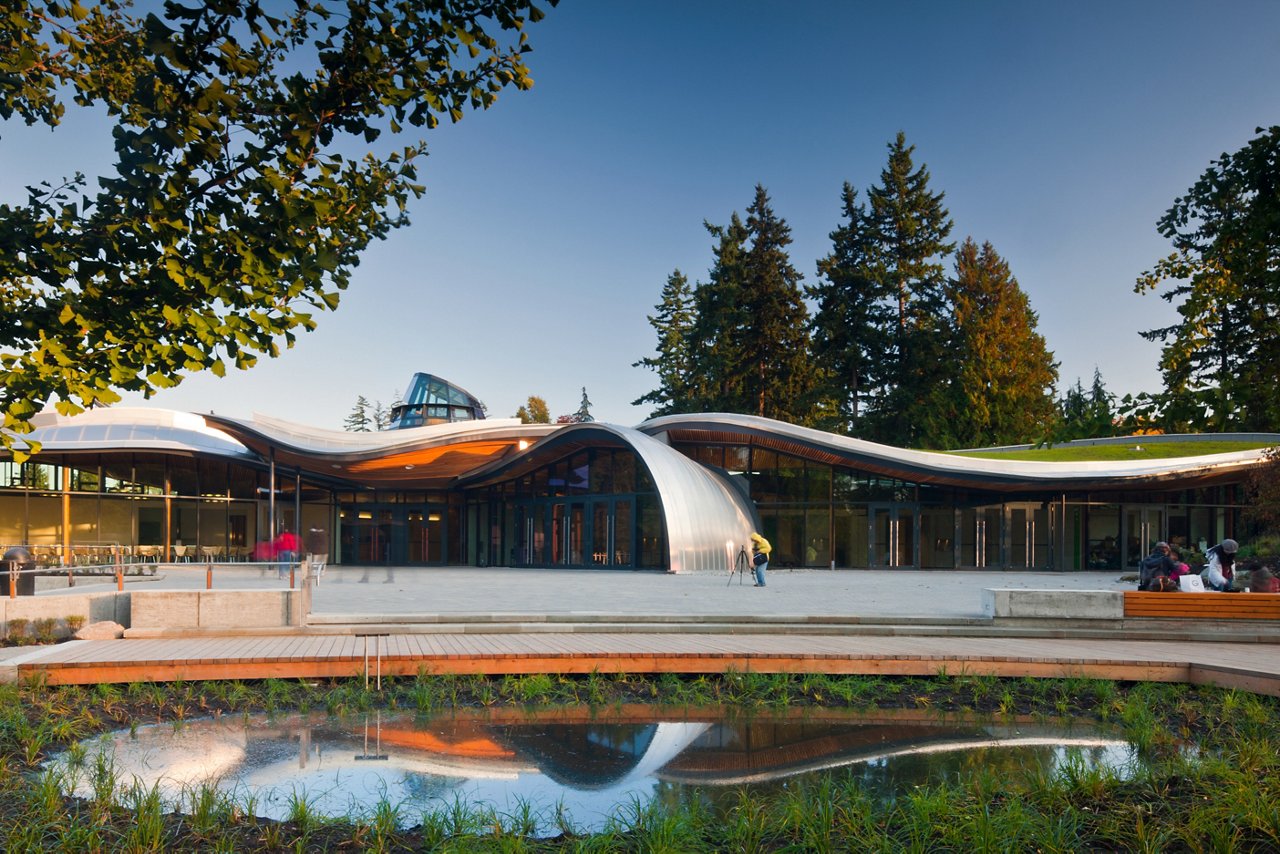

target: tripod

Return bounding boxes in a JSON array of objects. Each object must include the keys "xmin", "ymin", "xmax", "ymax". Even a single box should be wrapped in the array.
[{"xmin": 727, "ymin": 544, "xmax": 751, "ymax": 586}]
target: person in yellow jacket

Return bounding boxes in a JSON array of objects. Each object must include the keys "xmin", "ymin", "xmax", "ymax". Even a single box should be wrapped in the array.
[{"xmin": 749, "ymin": 532, "xmax": 772, "ymax": 587}]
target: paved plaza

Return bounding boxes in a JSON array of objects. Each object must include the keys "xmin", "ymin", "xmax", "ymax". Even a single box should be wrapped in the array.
[{"xmin": 39, "ymin": 564, "xmax": 1133, "ymax": 621}]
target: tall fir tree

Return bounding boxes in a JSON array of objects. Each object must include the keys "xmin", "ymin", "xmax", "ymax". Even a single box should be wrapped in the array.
[
  {"xmin": 736, "ymin": 185, "xmax": 814, "ymax": 421},
  {"xmin": 573, "ymin": 387, "xmax": 594, "ymax": 422},
  {"xmin": 810, "ymin": 183, "xmax": 894, "ymax": 434},
  {"xmin": 685, "ymin": 187, "xmax": 813, "ymax": 422},
  {"xmin": 344, "ymin": 396, "xmax": 372, "ymax": 432},
  {"xmin": 862, "ymin": 133, "xmax": 956, "ymax": 447},
  {"xmin": 686, "ymin": 214, "xmax": 749, "ymax": 411},
  {"xmin": 944, "ymin": 239, "xmax": 1058, "ymax": 447},
  {"xmin": 632, "ymin": 270, "xmax": 697, "ymax": 416},
  {"xmin": 372, "ymin": 400, "xmax": 389, "ymax": 431}
]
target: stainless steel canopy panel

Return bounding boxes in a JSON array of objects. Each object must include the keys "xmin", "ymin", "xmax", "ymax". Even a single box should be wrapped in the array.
[
  {"xmin": 638, "ymin": 413, "xmax": 1272, "ymax": 490},
  {"xmin": 21, "ymin": 407, "xmax": 256, "ymax": 460},
  {"xmin": 460, "ymin": 423, "xmax": 757, "ymax": 573}
]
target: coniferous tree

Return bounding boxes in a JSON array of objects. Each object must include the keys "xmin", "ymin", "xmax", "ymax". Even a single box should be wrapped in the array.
[
  {"xmin": 1086, "ymin": 369, "xmax": 1118, "ymax": 437},
  {"xmin": 1051, "ymin": 369, "xmax": 1118, "ymax": 442},
  {"xmin": 372, "ymin": 400, "xmax": 389, "ymax": 430},
  {"xmin": 344, "ymin": 396, "xmax": 372, "ymax": 432},
  {"xmin": 1054, "ymin": 379, "xmax": 1090, "ymax": 443},
  {"xmin": 1135, "ymin": 126, "xmax": 1280, "ymax": 431},
  {"xmin": 632, "ymin": 270, "xmax": 697, "ymax": 416},
  {"xmin": 573, "ymin": 387, "xmax": 594, "ymax": 422},
  {"xmin": 686, "ymin": 214, "xmax": 749, "ymax": 411},
  {"xmin": 810, "ymin": 183, "xmax": 894, "ymax": 434},
  {"xmin": 945, "ymin": 239, "xmax": 1058, "ymax": 447},
  {"xmin": 862, "ymin": 133, "xmax": 956, "ymax": 447},
  {"xmin": 737, "ymin": 186, "xmax": 814, "ymax": 421},
  {"xmin": 684, "ymin": 187, "xmax": 813, "ymax": 422}
]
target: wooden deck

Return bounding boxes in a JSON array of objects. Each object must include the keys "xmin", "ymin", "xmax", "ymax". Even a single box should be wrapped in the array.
[{"xmin": 12, "ymin": 633, "xmax": 1280, "ymax": 696}]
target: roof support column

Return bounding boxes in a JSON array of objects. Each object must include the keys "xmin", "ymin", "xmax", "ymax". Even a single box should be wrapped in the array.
[
  {"xmin": 268, "ymin": 448, "xmax": 276, "ymax": 539},
  {"xmin": 294, "ymin": 468, "xmax": 302, "ymax": 549}
]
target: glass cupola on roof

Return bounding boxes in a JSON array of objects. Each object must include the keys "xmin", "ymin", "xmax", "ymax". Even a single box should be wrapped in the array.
[{"xmin": 388, "ymin": 373, "xmax": 486, "ymax": 429}]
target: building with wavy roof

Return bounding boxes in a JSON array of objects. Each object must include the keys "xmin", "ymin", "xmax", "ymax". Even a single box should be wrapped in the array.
[{"xmin": 1, "ymin": 375, "xmax": 1273, "ymax": 573}]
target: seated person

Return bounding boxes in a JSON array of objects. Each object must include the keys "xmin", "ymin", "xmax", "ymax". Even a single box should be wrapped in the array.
[
  {"xmin": 1139, "ymin": 541, "xmax": 1178, "ymax": 590},
  {"xmin": 1250, "ymin": 566, "xmax": 1280, "ymax": 593},
  {"xmin": 1168, "ymin": 548, "xmax": 1194, "ymax": 585}
]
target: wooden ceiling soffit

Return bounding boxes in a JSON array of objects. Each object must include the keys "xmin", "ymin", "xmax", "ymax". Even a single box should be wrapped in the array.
[{"xmin": 345, "ymin": 441, "xmax": 517, "ymax": 477}]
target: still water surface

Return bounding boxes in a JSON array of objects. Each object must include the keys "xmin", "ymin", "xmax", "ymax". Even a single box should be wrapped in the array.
[{"xmin": 52, "ymin": 709, "xmax": 1142, "ymax": 832}]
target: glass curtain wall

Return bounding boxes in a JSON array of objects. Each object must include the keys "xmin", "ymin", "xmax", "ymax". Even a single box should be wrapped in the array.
[
  {"xmin": 669, "ymin": 442, "xmax": 1250, "ymax": 572},
  {"xmin": 0, "ymin": 455, "xmax": 334, "ymax": 565},
  {"xmin": 468, "ymin": 448, "xmax": 660, "ymax": 570},
  {"xmin": 336, "ymin": 491, "xmax": 456, "ymax": 565}
]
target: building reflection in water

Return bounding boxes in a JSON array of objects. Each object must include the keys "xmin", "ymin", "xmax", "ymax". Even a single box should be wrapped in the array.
[{"xmin": 50, "ymin": 710, "xmax": 1136, "ymax": 833}]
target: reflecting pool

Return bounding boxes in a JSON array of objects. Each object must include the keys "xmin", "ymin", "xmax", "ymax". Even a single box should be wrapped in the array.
[{"xmin": 50, "ymin": 709, "xmax": 1144, "ymax": 833}]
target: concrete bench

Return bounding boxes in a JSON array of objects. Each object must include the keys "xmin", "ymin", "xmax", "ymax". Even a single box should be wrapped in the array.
[{"xmin": 1124, "ymin": 591, "xmax": 1280, "ymax": 621}]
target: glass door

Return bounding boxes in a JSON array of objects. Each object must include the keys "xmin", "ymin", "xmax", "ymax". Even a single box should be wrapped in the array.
[
  {"xmin": 1123, "ymin": 505, "xmax": 1165, "ymax": 571},
  {"xmin": 1008, "ymin": 503, "xmax": 1052, "ymax": 569},
  {"xmin": 588, "ymin": 498, "xmax": 635, "ymax": 568},
  {"xmin": 511, "ymin": 503, "xmax": 546, "ymax": 567},
  {"xmin": 959, "ymin": 505, "xmax": 1002, "ymax": 568},
  {"xmin": 592, "ymin": 502, "xmax": 609, "ymax": 566},
  {"xmin": 551, "ymin": 502, "xmax": 587, "ymax": 567},
  {"xmin": 870, "ymin": 504, "xmax": 916, "ymax": 568},
  {"xmin": 569, "ymin": 502, "xmax": 585, "ymax": 565},
  {"xmin": 403, "ymin": 507, "xmax": 444, "ymax": 564}
]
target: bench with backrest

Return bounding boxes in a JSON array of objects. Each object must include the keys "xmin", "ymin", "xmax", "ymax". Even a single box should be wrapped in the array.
[{"xmin": 1124, "ymin": 591, "xmax": 1280, "ymax": 620}]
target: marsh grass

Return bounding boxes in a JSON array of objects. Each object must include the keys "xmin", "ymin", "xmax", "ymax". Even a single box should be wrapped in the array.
[{"xmin": 3, "ymin": 673, "xmax": 1280, "ymax": 850}]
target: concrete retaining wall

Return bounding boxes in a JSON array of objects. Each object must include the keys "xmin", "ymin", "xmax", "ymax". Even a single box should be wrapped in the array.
[
  {"xmin": 130, "ymin": 590, "xmax": 303, "ymax": 630},
  {"xmin": 0, "ymin": 593, "xmax": 131, "ymax": 640},
  {"xmin": 985, "ymin": 588, "xmax": 1124, "ymax": 622}
]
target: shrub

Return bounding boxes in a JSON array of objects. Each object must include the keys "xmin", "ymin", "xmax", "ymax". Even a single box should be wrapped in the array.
[
  {"xmin": 33, "ymin": 618, "xmax": 58, "ymax": 644},
  {"xmin": 5, "ymin": 618, "xmax": 30, "ymax": 646}
]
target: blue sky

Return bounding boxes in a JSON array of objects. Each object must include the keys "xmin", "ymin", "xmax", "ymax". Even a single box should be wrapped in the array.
[{"xmin": 4, "ymin": 1, "xmax": 1279, "ymax": 430}]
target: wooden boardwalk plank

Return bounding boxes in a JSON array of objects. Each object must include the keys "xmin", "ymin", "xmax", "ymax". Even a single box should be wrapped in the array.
[{"xmin": 14, "ymin": 631, "xmax": 1280, "ymax": 697}]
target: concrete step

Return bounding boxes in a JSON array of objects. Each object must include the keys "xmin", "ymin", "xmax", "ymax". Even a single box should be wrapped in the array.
[
  {"xmin": 303, "ymin": 612, "xmax": 990, "ymax": 626},
  {"xmin": 121, "ymin": 617, "xmax": 1280, "ymax": 643}
]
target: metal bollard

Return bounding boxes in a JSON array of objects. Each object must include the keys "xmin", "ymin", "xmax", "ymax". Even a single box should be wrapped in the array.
[
  {"xmin": 206, "ymin": 562, "xmax": 213, "ymax": 590},
  {"xmin": 7, "ymin": 562, "xmax": 14, "ymax": 600},
  {"xmin": 289, "ymin": 562, "xmax": 295, "ymax": 589}
]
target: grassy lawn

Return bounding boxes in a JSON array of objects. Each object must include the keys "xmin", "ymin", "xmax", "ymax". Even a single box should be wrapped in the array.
[{"xmin": 949, "ymin": 440, "xmax": 1271, "ymax": 462}]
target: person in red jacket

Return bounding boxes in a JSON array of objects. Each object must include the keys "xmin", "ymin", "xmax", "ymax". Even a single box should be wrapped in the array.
[
  {"xmin": 1168, "ymin": 548, "xmax": 1193, "ymax": 586},
  {"xmin": 273, "ymin": 529, "xmax": 299, "ymax": 580}
]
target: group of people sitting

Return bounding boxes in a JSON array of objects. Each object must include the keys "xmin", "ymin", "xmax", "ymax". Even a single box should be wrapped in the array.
[{"xmin": 1140, "ymin": 538, "xmax": 1280, "ymax": 593}]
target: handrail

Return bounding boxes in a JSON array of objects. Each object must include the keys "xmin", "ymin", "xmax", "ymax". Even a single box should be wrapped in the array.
[{"xmin": 2, "ymin": 556, "xmax": 301, "ymax": 598}]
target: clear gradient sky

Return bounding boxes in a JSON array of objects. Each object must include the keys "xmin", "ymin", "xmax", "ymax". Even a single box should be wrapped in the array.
[{"xmin": 4, "ymin": 1, "xmax": 1279, "ymax": 431}]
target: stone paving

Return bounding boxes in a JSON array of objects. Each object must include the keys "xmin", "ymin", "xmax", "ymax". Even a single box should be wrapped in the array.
[{"xmin": 37, "ymin": 564, "xmax": 1134, "ymax": 621}]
